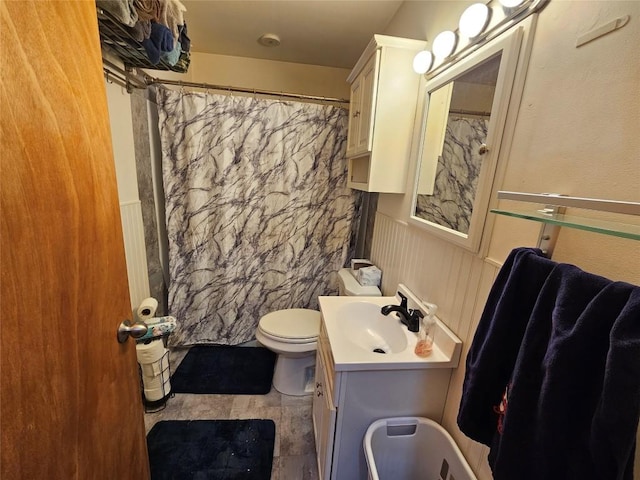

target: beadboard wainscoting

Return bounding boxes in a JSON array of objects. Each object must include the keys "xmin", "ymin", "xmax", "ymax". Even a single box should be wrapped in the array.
[
  {"xmin": 120, "ymin": 200, "xmax": 151, "ymax": 309},
  {"xmin": 370, "ymin": 211, "xmax": 501, "ymax": 480}
]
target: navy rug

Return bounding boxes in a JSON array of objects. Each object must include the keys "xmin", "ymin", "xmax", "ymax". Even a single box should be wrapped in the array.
[
  {"xmin": 147, "ymin": 419, "xmax": 275, "ymax": 480},
  {"xmin": 171, "ymin": 346, "xmax": 276, "ymax": 395}
]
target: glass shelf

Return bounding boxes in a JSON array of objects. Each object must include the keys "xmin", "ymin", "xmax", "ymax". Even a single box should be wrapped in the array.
[{"xmin": 491, "ymin": 208, "xmax": 640, "ymax": 241}]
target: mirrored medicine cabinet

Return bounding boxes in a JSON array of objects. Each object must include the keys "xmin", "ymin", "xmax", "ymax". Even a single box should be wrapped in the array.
[{"xmin": 409, "ymin": 26, "xmax": 526, "ymax": 253}]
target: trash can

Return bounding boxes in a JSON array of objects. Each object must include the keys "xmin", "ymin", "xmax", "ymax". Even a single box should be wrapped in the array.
[{"xmin": 363, "ymin": 417, "xmax": 477, "ymax": 480}]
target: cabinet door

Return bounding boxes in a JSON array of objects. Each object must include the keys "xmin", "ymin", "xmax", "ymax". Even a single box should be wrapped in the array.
[
  {"xmin": 312, "ymin": 348, "xmax": 337, "ymax": 480},
  {"xmin": 356, "ymin": 53, "xmax": 378, "ymax": 154},
  {"xmin": 346, "ymin": 75, "xmax": 362, "ymax": 156}
]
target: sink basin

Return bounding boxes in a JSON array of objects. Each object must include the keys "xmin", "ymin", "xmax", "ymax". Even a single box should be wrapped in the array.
[
  {"xmin": 319, "ymin": 291, "xmax": 462, "ymax": 371},
  {"xmin": 338, "ymin": 301, "xmax": 408, "ymax": 354}
]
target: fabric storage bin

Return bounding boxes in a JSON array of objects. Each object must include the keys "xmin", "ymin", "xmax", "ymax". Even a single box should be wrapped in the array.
[{"xmin": 364, "ymin": 417, "xmax": 477, "ymax": 480}]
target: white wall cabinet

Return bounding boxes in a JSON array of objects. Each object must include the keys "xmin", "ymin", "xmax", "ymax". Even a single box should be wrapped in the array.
[
  {"xmin": 346, "ymin": 35, "xmax": 426, "ymax": 193},
  {"xmin": 313, "ymin": 320, "xmax": 452, "ymax": 479}
]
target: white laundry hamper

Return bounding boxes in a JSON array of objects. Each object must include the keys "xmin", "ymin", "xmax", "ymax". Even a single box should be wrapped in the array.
[{"xmin": 364, "ymin": 417, "xmax": 477, "ymax": 480}]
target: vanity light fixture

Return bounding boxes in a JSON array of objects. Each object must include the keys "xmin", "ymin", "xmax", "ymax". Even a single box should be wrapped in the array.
[
  {"xmin": 498, "ymin": 0, "xmax": 527, "ymax": 8},
  {"xmin": 432, "ymin": 30, "xmax": 457, "ymax": 58},
  {"xmin": 459, "ymin": 3, "xmax": 491, "ymax": 38},
  {"xmin": 417, "ymin": 0, "xmax": 546, "ymax": 78},
  {"xmin": 413, "ymin": 50, "xmax": 434, "ymax": 74}
]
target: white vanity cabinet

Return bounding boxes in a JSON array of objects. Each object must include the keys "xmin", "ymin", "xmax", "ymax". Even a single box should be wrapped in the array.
[
  {"xmin": 346, "ymin": 35, "xmax": 426, "ymax": 193},
  {"xmin": 313, "ymin": 317, "xmax": 454, "ymax": 480},
  {"xmin": 312, "ymin": 323, "xmax": 337, "ymax": 480}
]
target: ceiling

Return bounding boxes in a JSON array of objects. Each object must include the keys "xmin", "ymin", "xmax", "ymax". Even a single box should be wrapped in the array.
[{"xmin": 182, "ymin": 1, "xmax": 404, "ymax": 69}]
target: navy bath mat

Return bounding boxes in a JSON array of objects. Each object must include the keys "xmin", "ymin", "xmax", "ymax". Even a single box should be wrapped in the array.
[
  {"xmin": 171, "ymin": 346, "xmax": 276, "ymax": 395},
  {"xmin": 147, "ymin": 419, "xmax": 275, "ymax": 480}
]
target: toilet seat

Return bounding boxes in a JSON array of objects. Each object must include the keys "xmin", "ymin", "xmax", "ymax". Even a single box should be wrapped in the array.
[{"xmin": 258, "ymin": 308, "xmax": 320, "ymax": 343}]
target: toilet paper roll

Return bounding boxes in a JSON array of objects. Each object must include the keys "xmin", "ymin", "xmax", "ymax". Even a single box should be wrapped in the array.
[
  {"xmin": 140, "ymin": 351, "xmax": 171, "ymax": 401},
  {"xmin": 140, "ymin": 350, "xmax": 169, "ymax": 378},
  {"xmin": 136, "ymin": 339, "xmax": 165, "ymax": 365},
  {"xmin": 136, "ymin": 297, "xmax": 158, "ymax": 321},
  {"xmin": 144, "ymin": 377, "xmax": 171, "ymax": 402}
]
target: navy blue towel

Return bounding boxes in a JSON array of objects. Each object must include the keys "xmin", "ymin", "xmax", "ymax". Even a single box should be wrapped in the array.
[
  {"xmin": 458, "ymin": 247, "xmax": 640, "ymax": 480},
  {"xmin": 142, "ymin": 22, "xmax": 174, "ymax": 65}
]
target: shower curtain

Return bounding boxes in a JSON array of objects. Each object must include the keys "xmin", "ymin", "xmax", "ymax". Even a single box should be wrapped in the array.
[{"xmin": 156, "ymin": 87, "xmax": 360, "ymax": 346}]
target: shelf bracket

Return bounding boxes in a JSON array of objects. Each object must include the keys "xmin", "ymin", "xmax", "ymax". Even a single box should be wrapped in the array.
[{"xmin": 536, "ymin": 204, "xmax": 565, "ymax": 258}]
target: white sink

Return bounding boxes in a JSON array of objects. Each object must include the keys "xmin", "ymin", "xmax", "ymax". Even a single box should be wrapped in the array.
[
  {"xmin": 338, "ymin": 301, "xmax": 408, "ymax": 354},
  {"xmin": 318, "ymin": 285, "xmax": 462, "ymax": 371}
]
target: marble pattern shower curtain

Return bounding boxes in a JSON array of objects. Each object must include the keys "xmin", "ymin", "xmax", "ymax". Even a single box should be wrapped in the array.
[{"xmin": 156, "ymin": 88, "xmax": 360, "ymax": 346}]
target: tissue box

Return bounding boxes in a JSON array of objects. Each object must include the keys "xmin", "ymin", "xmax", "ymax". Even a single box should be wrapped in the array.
[
  {"xmin": 351, "ymin": 258, "xmax": 374, "ymax": 271},
  {"xmin": 357, "ymin": 265, "xmax": 382, "ymax": 287}
]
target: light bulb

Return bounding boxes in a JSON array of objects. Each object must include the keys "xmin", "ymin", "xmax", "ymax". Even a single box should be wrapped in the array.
[
  {"xmin": 413, "ymin": 50, "xmax": 433, "ymax": 74},
  {"xmin": 432, "ymin": 31, "xmax": 457, "ymax": 58},
  {"xmin": 459, "ymin": 3, "xmax": 490, "ymax": 38}
]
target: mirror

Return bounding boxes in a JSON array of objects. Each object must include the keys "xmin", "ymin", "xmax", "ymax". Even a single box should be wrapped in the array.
[{"xmin": 409, "ymin": 28, "xmax": 524, "ymax": 252}]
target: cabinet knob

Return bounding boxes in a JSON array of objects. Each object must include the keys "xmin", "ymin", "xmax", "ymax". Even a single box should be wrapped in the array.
[
  {"xmin": 353, "ymin": 111, "xmax": 360, "ymax": 118},
  {"xmin": 478, "ymin": 143, "xmax": 489, "ymax": 155}
]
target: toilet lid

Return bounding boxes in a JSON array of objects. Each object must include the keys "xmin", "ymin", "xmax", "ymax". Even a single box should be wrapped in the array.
[{"xmin": 259, "ymin": 309, "xmax": 321, "ymax": 341}]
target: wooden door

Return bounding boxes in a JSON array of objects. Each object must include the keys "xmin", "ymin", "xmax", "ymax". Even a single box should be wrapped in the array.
[{"xmin": 1, "ymin": 2, "xmax": 149, "ymax": 479}]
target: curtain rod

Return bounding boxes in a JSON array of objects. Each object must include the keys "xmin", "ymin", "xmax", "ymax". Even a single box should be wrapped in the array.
[
  {"xmin": 142, "ymin": 73, "xmax": 349, "ymax": 105},
  {"xmin": 102, "ymin": 57, "xmax": 147, "ymax": 91},
  {"xmin": 103, "ymin": 68, "xmax": 129, "ymax": 89},
  {"xmin": 101, "ymin": 57, "xmax": 349, "ymax": 105}
]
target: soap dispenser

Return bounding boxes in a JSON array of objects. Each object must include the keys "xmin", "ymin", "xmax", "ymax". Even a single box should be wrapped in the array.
[{"xmin": 414, "ymin": 303, "xmax": 438, "ymax": 358}]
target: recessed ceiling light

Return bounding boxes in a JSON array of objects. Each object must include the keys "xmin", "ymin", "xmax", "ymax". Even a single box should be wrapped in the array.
[{"xmin": 257, "ymin": 33, "xmax": 281, "ymax": 47}]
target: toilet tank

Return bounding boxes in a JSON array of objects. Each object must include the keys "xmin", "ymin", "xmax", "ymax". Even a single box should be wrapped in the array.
[{"xmin": 337, "ymin": 268, "xmax": 381, "ymax": 296}]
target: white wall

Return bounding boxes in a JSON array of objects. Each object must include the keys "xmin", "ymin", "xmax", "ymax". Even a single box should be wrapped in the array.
[
  {"xmin": 105, "ymin": 81, "xmax": 150, "ymax": 310},
  {"xmin": 105, "ymin": 82, "xmax": 140, "ymax": 203},
  {"xmin": 372, "ymin": 1, "xmax": 640, "ymax": 478},
  {"xmin": 144, "ymin": 51, "xmax": 351, "ymax": 100},
  {"xmin": 189, "ymin": 52, "xmax": 351, "ymax": 100}
]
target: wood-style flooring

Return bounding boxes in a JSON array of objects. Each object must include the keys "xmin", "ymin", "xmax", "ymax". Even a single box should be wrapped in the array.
[{"xmin": 143, "ymin": 348, "xmax": 320, "ymax": 480}]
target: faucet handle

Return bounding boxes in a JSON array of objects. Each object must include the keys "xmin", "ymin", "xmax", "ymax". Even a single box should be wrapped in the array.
[
  {"xmin": 410, "ymin": 308, "xmax": 424, "ymax": 320},
  {"xmin": 398, "ymin": 292, "xmax": 408, "ymax": 309}
]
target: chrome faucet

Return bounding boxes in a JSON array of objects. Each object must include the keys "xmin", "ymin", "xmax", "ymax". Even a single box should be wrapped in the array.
[{"xmin": 381, "ymin": 292, "xmax": 423, "ymax": 333}]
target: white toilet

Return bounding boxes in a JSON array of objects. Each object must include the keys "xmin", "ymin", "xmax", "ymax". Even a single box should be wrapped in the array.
[{"xmin": 256, "ymin": 268, "xmax": 381, "ymax": 396}]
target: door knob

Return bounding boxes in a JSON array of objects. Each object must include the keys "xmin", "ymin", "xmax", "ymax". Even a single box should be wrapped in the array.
[{"xmin": 117, "ymin": 320, "xmax": 148, "ymax": 343}]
